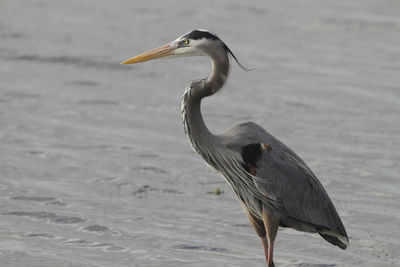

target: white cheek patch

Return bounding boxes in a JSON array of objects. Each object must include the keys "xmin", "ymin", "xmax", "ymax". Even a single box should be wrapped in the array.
[
  {"xmin": 173, "ymin": 38, "xmax": 211, "ymax": 57},
  {"xmin": 174, "ymin": 46, "xmax": 205, "ymax": 57}
]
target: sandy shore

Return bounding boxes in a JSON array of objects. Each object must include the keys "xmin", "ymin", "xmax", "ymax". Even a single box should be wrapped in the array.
[{"xmin": 1, "ymin": 0, "xmax": 399, "ymax": 266}]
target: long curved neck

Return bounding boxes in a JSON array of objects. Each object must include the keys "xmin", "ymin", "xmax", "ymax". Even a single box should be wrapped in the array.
[
  {"xmin": 204, "ymin": 52, "xmax": 230, "ymax": 97},
  {"xmin": 181, "ymin": 51, "xmax": 229, "ymax": 160}
]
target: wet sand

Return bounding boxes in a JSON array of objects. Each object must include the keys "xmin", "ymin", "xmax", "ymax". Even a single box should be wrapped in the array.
[{"xmin": 1, "ymin": 0, "xmax": 399, "ymax": 266}]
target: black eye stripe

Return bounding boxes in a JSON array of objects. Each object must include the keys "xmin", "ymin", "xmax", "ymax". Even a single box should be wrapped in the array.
[{"xmin": 183, "ymin": 30, "xmax": 218, "ymax": 41}]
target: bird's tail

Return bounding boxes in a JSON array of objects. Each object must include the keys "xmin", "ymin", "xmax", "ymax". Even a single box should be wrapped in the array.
[{"xmin": 319, "ymin": 230, "xmax": 349, "ymax": 249}]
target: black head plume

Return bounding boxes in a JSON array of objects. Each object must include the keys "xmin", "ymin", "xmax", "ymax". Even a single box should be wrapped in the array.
[
  {"xmin": 224, "ymin": 44, "xmax": 254, "ymax": 72},
  {"xmin": 182, "ymin": 29, "xmax": 254, "ymax": 71}
]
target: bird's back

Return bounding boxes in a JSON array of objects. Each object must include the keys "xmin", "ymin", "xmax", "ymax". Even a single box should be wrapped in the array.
[{"xmin": 219, "ymin": 121, "xmax": 348, "ymax": 249}]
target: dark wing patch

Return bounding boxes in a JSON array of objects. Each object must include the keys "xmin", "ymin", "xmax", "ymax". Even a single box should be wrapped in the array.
[{"xmin": 241, "ymin": 143, "xmax": 271, "ymax": 175}]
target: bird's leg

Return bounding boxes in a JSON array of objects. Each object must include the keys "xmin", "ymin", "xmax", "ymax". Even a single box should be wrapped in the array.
[
  {"xmin": 262, "ymin": 208, "xmax": 279, "ymax": 267},
  {"xmin": 244, "ymin": 209, "xmax": 270, "ymax": 262},
  {"xmin": 266, "ymin": 239, "xmax": 275, "ymax": 267},
  {"xmin": 261, "ymin": 237, "xmax": 269, "ymax": 264}
]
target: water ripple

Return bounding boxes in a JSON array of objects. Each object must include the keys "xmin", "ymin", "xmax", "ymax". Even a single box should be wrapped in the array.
[
  {"xmin": 2, "ymin": 211, "xmax": 85, "ymax": 224},
  {"xmin": 172, "ymin": 244, "xmax": 226, "ymax": 253}
]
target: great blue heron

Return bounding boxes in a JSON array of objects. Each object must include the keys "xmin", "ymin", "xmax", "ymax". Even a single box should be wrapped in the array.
[{"xmin": 122, "ymin": 29, "xmax": 348, "ymax": 267}]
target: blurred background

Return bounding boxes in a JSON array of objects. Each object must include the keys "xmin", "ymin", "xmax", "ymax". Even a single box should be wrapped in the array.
[{"xmin": 0, "ymin": 0, "xmax": 399, "ymax": 266}]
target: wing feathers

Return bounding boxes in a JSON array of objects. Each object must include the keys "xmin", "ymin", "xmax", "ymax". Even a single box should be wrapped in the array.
[{"xmin": 242, "ymin": 142, "xmax": 348, "ymax": 245}]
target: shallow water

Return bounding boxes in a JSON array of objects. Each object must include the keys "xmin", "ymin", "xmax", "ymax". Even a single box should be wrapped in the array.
[{"xmin": 1, "ymin": 0, "xmax": 399, "ymax": 266}]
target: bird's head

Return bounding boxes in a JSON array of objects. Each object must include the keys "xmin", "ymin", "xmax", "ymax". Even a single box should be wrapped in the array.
[{"xmin": 121, "ymin": 29, "xmax": 249, "ymax": 70}]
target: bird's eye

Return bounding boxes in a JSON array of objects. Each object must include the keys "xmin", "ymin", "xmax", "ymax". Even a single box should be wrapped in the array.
[{"xmin": 183, "ymin": 39, "xmax": 190, "ymax": 45}]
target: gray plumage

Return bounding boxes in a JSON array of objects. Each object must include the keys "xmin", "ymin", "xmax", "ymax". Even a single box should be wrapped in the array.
[
  {"xmin": 122, "ymin": 29, "xmax": 348, "ymax": 266},
  {"xmin": 221, "ymin": 122, "xmax": 348, "ymax": 246}
]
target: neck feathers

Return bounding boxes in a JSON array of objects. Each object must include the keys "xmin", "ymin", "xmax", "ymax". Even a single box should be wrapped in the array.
[
  {"xmin": 189, "ymin": 50, "xmax": 230, "ymax": 100},
  {"xmin": 180, "ymin": 50, "xmax": 229, "ymax": 158},
  {"xmin": 180, "ymin": 51, "xmax": 263, "ymax": 206},
  {"xmin": 206, "ymin": 51, "xmax": 230, "ymax": 95}
]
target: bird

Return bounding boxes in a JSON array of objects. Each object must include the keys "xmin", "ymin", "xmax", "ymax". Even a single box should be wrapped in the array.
[{"xmin": 121, "ymin": 29, "xmax": 348, "ymax": 267}]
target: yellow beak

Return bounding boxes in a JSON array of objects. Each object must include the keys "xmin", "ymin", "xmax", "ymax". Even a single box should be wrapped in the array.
[{"xmin": 121, "ymin": 42, "xmax": 178, "ymax": 64}]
